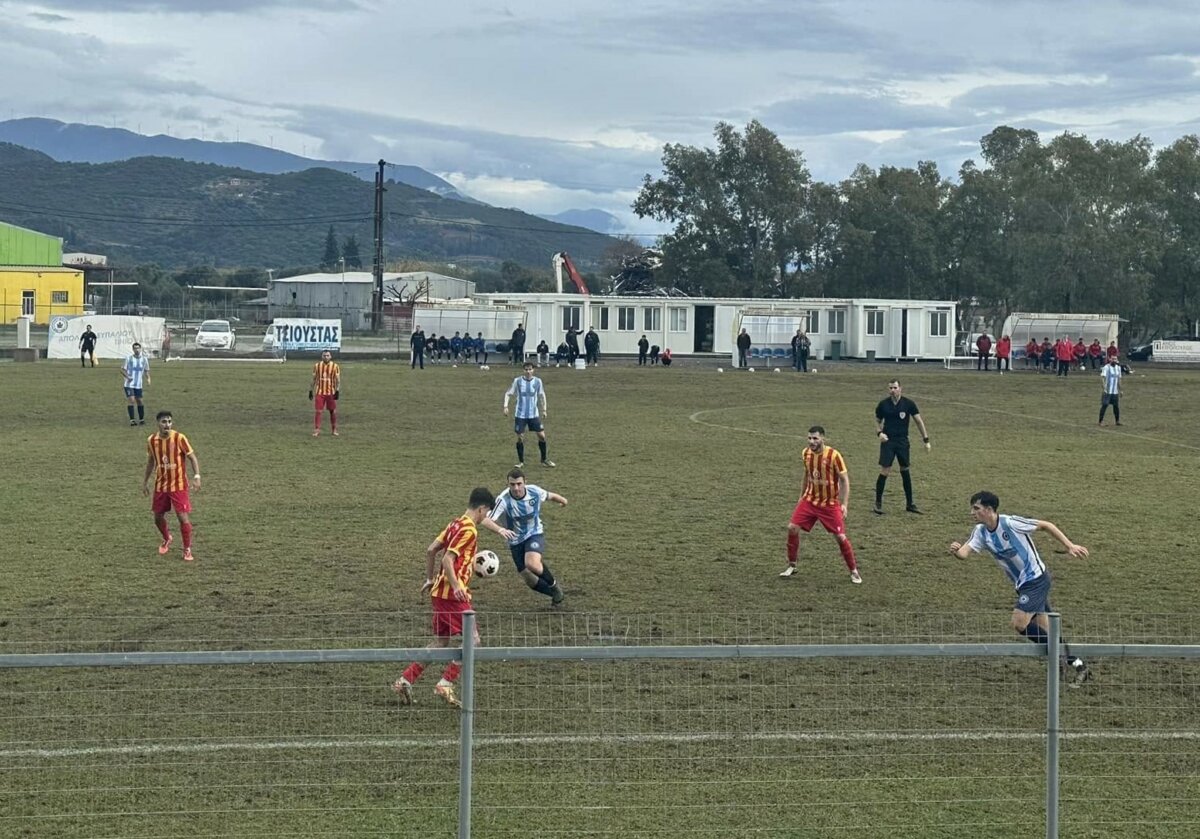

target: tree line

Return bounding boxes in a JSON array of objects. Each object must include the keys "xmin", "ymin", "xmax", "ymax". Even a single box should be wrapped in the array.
[{"xmin": 634, "ymin": 122, "xmax": 1200, "ymax": 338}]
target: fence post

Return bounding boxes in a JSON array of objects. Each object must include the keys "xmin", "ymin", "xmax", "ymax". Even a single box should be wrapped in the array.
[
  {"xmin": 1046, "ymin": 612, "xmax": 1061, "ymax": 839},
  {"xmin": 458, "ymin": 611, "xmax": 477, "ymax": 839}
]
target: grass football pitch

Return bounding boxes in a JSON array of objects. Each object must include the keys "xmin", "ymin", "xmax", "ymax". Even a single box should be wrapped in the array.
[{"xmin": 1, "ymin": 357, "xmax": 1198, "ymax": 837}]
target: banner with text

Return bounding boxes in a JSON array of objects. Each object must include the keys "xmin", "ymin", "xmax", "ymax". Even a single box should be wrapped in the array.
[
  {"xmin": 1152, "ymin": 339, "xmax": 1200, "ymax": 363},
  {"xmin": 47, "ymin": 315, "xmax": 168, "ymax": 360},
  {"xmin": 270, "ymin": 319, "xmax": 342, "ymax": 351}
]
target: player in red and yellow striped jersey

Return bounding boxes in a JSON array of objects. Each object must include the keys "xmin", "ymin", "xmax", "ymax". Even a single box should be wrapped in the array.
[
  {"xmin": 779, "ymin": 425, "xmax": 861, "ymax": 584},
  {"xmin": 393, "ymin": 487, "xmax": 513, "ymax": 709},
  {"xmin": 141, "ymin": 410, "xmax": 201, "ymax": 561},
  {"xmin": 309, "ymin": 350, "xmax": 341, "ymax": 437}
]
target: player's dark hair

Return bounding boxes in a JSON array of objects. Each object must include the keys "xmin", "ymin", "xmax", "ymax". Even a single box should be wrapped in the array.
[
  {"xmin": 156, "ymin": 410, "xmax": 172, "ymax": 421},
  {"xmin": 523, "ymin": 362, "xmax": 534, "ymax": 370},
  {"xmin": 888, "ymin": 379, "xmax": 900, "ymax": 386},
  {"xmin": 507, "ymin": 467, "xmax": 526, "ymax": 481},
  {"xmin": 808, "ymin": 425, "xmax": 825, "ymax": 435},
  {"xmin": 469, "ymin": 487, "xmax": 495, "ymax": 509},
  {"xmin": 970, "ymin": 490, "xmax": 1000, "ymax": 511}
]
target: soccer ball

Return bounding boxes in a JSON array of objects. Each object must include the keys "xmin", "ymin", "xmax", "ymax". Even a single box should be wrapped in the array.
[
  {"xmin": 717, "ymin": 367, "xmax": 724, "ymax": 373},
  {"xmin": 452, "ymin": 364, "xmax": 458, "ymax": 368},
  {"xmin": 474, "ymin": 549, "xmax": 500, "ymax": 577},
  {"xmin": 480, "ymin": 365, "xmax": 490, "ymax": 371},
  {"xmin": 748, "ymin": 367, "xmax": 755, "ymax": 373},
  {"xmin": 774, "ymin": 367, "xmax": 781, "ymax": 373}
]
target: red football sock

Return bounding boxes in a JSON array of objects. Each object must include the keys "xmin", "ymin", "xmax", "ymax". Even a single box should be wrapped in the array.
[
  {"xmin": 402, "ymin": 663, "xmax": 425, "ymax": 685},
  {"xmin": 181, "ymin": 522, "xmax": 193, "ymax": 549},
  {"xmin": 156, "ymin": 519, "xmax": 170, "ymax": 540},
  {"xmin": 441, "ymin": 662, "xmax": 461, "ymax": 683},
  {"xmin": 786, "ymin": 532, "xmax": 799, "ymax": 564},
  {"xmin": 838, "ymin": 537, "xmax": 857, "ymax": 572},
  {"xmin": 329, "ymin": 409, "xmax": 337, "ymax": 432}
]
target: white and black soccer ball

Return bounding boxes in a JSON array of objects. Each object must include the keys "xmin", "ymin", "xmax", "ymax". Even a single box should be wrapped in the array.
[
  {"xmin": 774, "ymin": 367, "xmax": 781, "ymax": 373},
  {"xmin": 717, "ymin": 367, "xmax": 724, "ymax": 373},
  {"xmin": 480, "ymin": 365, "xmax": 490, "ymax": 371},
  {"xmin": 474, "ymin": 549, "xmax": 500, "ymax": 577},
  {"xmin": 747, "ymin": 367, "xmax": 755, "ymax": 373}
]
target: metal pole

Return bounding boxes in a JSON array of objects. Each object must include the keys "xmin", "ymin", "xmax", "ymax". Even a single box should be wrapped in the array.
[
  {"xmin": 457, "ymin": 611, "xmax": 477, "ymax": 839},
  {"xmin": 1046, "ymin": 612, "xmax": 1061, "ymax": 839}
]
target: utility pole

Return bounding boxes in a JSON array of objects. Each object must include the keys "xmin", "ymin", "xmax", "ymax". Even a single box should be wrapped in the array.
[{"xmin": 372, "ymin": 159, "xmax": 386, "ymax": 331}]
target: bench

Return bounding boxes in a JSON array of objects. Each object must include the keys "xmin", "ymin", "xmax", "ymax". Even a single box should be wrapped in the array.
[{"xmin": 943, "ymin": 356, "xmax": 977, "ymax": 370}]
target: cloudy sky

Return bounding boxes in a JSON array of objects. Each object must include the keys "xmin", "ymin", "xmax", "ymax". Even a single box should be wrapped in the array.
[{"xmin": 2, "ymin": 0, "xmax": 1199, "ymax": 233}]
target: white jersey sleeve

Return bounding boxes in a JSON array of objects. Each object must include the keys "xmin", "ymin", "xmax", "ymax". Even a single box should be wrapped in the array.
[
  {"xmin": 1004, "ymin": 515, "xmax": 1040, "ymax": 535},
  {"xmin": 965, "ymin": 525, "xmax": 987, "ymax": 553}
]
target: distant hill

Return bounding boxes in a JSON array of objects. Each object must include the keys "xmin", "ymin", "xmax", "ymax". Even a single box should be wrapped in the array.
[
  {"xmin": 538, "ymin": 208, "xmax": 624, "ymax": 235},
  {"xmin": 0, "ymin": 117, "xmax": 480, "ymax": 203},
  {"xmin": 0, "ymin": 143, "xmax": 614, "ymax": 269}
]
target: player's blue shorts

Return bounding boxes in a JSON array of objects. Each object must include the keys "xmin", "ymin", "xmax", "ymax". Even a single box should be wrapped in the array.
[
  {"xmin": 514, "ymin": 416, "xmax": 544, "ymax": 433},
  {"xmin": 1014, "ymin": 574, "xmax": 1052, "ymax": 614},
  {"xmin": 508, "ymin": 533, "xmax": 546, "ymax": 571},
  {"xmin": 124, "ymin": 387, "xmax": 144, "ymax": 398}
]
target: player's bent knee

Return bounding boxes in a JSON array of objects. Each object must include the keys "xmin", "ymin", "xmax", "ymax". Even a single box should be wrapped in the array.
[{"xmin": 519, "ymin": 569, "xmax": 540, "ymax": 588}]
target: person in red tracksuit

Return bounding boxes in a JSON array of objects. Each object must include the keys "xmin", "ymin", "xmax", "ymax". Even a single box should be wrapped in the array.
[
  {"xmin": 995, "ymin": 335, "xmax": 1011, "ymax": 372},
  {"xmin": 1055, "ymin": 337, "xmax": 1073, "ymax": 377},
  {"xmin": 1073, "ymin": 338, "xmax": 1087, "ymax": 370},
  {"xmin": 1025, "ymin": 338, "xmax": 1040, "ymax": 370},
  {"xmin": 1087, "ymin": 339, "xmax": 1104, "ymax": 369},
  {"xmin": 1107, "ymin": 341, "xmax": 1120, "ymax": 362},
  {"xmin": 976, "ymin": 332, "xmax": 993, "ymax": 371}
]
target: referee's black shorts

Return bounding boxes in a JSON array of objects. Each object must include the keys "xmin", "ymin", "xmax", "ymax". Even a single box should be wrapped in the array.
[{"xmin": 879, "ymin": 439, "xmax": 911, "ymax": 468}]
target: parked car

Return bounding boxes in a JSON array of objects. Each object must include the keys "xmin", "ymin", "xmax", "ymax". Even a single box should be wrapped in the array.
[
  {"xmin": 195, "ymin": 319, "xmax": 236, "ymax": 350},
  {"xmin": 116, "ymin": 303, "xmax": 151, "ymax": 316},
  {"xmin": 1127, "ymin": 334, "xmax": 1200, "ymax": 362}
]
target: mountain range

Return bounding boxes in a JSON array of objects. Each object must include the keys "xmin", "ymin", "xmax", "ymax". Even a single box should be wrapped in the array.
[
  {"xmin": 0, "ymin": 118, "xmax": 476, "ymax": 203},
  {"xmin": 0, "ymin": 141, "xmax": 615, "ymax": 269}
]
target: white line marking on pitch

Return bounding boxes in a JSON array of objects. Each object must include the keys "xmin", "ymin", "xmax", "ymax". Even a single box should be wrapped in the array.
[{"xmin": 5, "ymin": 729, "xmax": 1200, "ymax": 760}]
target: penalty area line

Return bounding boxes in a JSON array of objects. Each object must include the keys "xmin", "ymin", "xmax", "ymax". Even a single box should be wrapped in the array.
[{"xmin": 6, "ymin": 729, "xmax": 1200, "ymax": 760}]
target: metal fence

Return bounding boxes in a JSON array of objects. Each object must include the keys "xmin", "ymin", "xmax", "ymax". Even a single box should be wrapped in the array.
[{"xmin": 1, "ymin": 612, "xmax": 1198, "ymax": 838}]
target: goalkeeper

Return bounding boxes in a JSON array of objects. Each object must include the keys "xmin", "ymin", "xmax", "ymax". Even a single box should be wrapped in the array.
[{"xmin": 309, "ymin": 349, "xmax": 341, "ymax": 437}]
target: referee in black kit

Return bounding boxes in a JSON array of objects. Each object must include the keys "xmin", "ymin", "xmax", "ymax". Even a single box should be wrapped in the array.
[{"xmin": 873, "ymin": 380, "xmax": 931, "ymax": 515}]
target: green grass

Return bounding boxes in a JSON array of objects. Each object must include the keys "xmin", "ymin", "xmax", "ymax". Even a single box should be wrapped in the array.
[{"xmin": 1, "ymin": 358, "xmax": 1198, "ymax": 837}]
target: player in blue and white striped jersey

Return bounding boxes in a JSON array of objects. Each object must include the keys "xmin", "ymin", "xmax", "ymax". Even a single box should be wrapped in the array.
[
  {"xmin": 482, "ymin": 468, "xmax": 568, "ymax": 605},
  {"xmin": 950, "ymin": 490, "xmax": 1091, "ymax": 687},
  {"xmin": 1099, "ymin": 356, "xmax": 1123, "ymax": 426},
  {"xmin": 121, "ymin": 342, "xmax": 151, "ymax": 426},
  {"xmin": 503, "ymin": 362, "xmax": 555, "ymax": 468}
]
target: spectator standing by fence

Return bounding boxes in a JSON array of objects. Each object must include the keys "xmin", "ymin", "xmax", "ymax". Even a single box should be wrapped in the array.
[
  {"xmin": 584, "ymin": 327, "xmax": 600, "ymax": 366},
  {"xmin": 510, "ymin": 324, "xmax": 526, "ymax": 365},
  {"xmin": 637, "ymin": 335, "xmax": 649, "ymax": 366},
  {"xmin": 410, "ymin": 326, "xmax": 426, "ymax": 369},
  {"xmin": 737, "ymin": 328, "xmax": 751, "ymax": 367},
  {"xmin": 995, "ymin": 335, "xmax": 1011, "ymax": 372}
]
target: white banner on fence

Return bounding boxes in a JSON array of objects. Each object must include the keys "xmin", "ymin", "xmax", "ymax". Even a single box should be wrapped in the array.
[
  {"xmin": 1152, "ymin": 340, "xmax": 1200, "ymax": 363},
  {"xmin": 269, "ymin": 319, "xmax": 342, "ymax": 351},
  {"xmin": 47, "ymin": 315, "xmax": 167, "ymax": 359}
]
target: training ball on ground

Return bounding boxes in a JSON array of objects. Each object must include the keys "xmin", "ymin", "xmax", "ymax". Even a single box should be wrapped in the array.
[
  {"xmin": 452, "ymin": 364, "xmax": 458, "ymax": 368},
  {"xmin": 474, "ymin": 549, "xmax": 500, "ymax": 577},
  {"xmin": 480, "ymin": 365, "xmax": 490, "ymax": 371},
  {"xmin": 747, "ymin": 367, "xmax": 755, "ymax": 373},
  {"xmin": 774, "ymin": 367, "xmax": 781, "ymax": 373},
  {"xmin": 717, "ymin": 367, "xmax": 724, "ymax": 373}
]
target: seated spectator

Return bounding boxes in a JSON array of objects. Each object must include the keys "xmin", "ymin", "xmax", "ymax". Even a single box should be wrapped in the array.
[
  {"xmin": 1039, "ymin": 338, "xmax": 1054, "ymax": 373},
  {"xmin": 1087, "ymin": 339, "xmax": 1103, "ymax": 369},
  {"xmin": 1024, "ymin": 338, "xmax": 1040, "ymax": 369},
  {"xmin": 660, "ymin": 347, "xmax": 673, "ymax": 366},
  {"xmin": 1107, "ymin": 341, "xmax": 1119, "ymax": 361},
  {"xmin": 649, "ymin": 344, "xmax": 661, "ymax": 365},
  {"xmin": 1073, "ymin": 338, "xmax": 1088, "ymax": 370},
  {"xmin": 555, "ymin": 341, "xmax": 570, "ymax": 367},
  {"xmin": 536, "ymin": 339, "xmax": 550, "ymax": 366}
]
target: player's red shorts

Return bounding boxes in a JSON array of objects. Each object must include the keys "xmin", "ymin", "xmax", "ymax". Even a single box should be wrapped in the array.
[
  {"xmin": 431, "ymin": 597, "xmax": 474, "ymax": 637},
  {"xmin": 152, "ymin": 490, "xmax": 191, "ymax": 515},
  {"xmin": 315, "ymin": 393, "xmax": 337, "ymax": 411},
  {"xmin": 790, "ymin": 499, "xmax": 845, "ymax": 535}
]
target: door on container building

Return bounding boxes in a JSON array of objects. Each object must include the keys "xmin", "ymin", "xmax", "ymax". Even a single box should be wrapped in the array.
[
  {"xmin": 901, "ymin": 309, "xmax": 911, "ymax": 357},
  {"xmin": 22, "ymin": 290, "xmax": 35, "ymax": 317},
  {"xmin": 693, "ymin": 306, "xmax": 714, "ymax": 352}
]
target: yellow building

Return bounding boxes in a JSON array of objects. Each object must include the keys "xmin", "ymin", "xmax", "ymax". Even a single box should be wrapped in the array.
[{"xmin": 0, "ymin": 221, "xmax": 86, "ymax": 324}]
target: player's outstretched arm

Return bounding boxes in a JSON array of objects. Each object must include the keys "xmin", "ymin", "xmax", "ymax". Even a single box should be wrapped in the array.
[
  {"xmin": 547, "ymin": 492, "xmax": 568, "ymax": 507},
  {"xmin": 948, "ymin": 541, "xmax": 972, "ymax": 559},
  {"xmin": 1036, "ymin": 520, "xmax": 1089, "ymax": 558},
  {"xmin": 480, "ymin": 516, "xmax": 516, "ymax": 542}
]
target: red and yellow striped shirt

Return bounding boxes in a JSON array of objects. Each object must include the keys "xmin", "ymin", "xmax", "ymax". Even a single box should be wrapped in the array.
[
  {"xmin": 147, "ymin": 430, "xmax": 194, "ymax": 493},
  {"xmin": 430, "ymin": 514, "xmax": 477, "ymax": 602},
  {"xmin": 312, "ymin": 361, "xmax": 340, "ymax": 396},
  {"xmin": 801, "ymin": 445, "xmax": 846, "ymax": 507}
]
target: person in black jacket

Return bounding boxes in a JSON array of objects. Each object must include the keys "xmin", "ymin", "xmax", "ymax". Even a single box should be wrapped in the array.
[
  {"xmin": 583, "ymin": 327, "xmax": 601, "ymax": 365},
  {"xmin": 637, "ymin": 335, "xmax": 649, "ymax": 366},
  {"xmin": 510, "ymin": 324, "xmax": 526, "ymax": 365},
  {"xmin": 79, "ymin": 325, "xmax": 98, "ymax": 368},
  {"xmin": 737, "ymin": 328, "xmax": 752, "ymax": 367},
  {"xmin": 410, "ymin": 326, "xmax": 426, "ymax": 369},
  {"xmin": 565, "ymin": 326, "xmax": 580, "ymax": 364}
]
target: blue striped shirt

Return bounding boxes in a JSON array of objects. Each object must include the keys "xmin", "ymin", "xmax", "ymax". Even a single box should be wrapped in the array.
[
  {"xmin": 966, "ymin": 515, "xmax": 1045, "ymax": 589},
  {"xmin": 123, "ymin": 354, "xmax": 150, "ymax": 389},
  {"xmin": 505, "ymin": 375, "xmax": 546, "ymax": 419},
  {"xmin": 1101, "ymin": 363, "xmax": 1122, "ymax": 395},
  {"xmin": 489, "ymin": 484, "xmax": 550, "ymax": 545}
]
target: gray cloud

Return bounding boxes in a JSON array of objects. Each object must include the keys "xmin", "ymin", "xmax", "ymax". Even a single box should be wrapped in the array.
[{"xmin": 28, "ymin": 11, "xmax": 71, "ymax": 21}]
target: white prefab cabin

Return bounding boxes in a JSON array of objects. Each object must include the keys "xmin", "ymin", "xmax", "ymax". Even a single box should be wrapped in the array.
[{"xmin": 472, "ymin": 293, "xmax": 958, "ymax": 360}]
